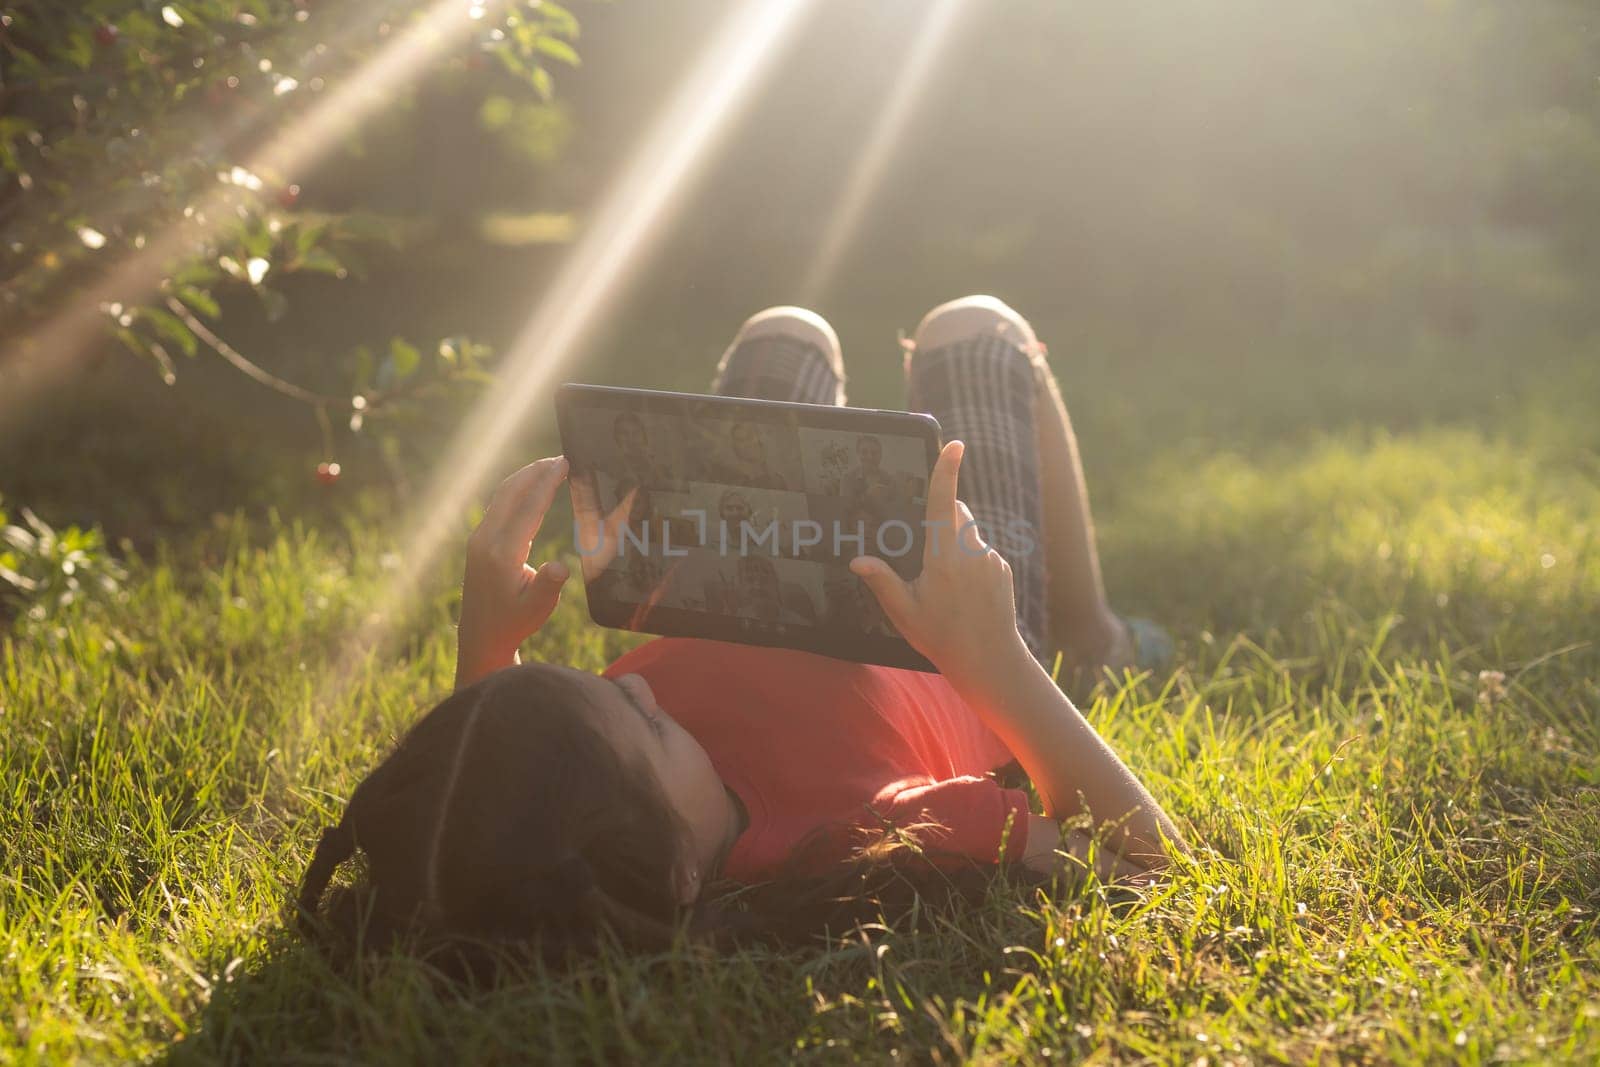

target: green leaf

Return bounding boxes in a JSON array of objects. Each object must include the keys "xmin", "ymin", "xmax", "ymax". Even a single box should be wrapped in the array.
[
  {"xmin": 0, "ymin": 117, "xmax": 38, "ymax": 173},
  {"xmin": 388, "ymin": 338, "xmax": 421, "ymax": 380},
  {"xmin": 536, "ymin": 2, "xmax": 581, "ymax": 39},
  {"xmin": 139, "ymin": 307, "xmax": 199, "ymax": 358},
  {"xmin": 121, "ymin": 11, "xmax": 161, "ymax": 43},
  {"xmin": 532, "ymin": 36, "xmax": 580, "ymax": 66},
  {"xmin": 295, "ymin": 221, "xmax": 328, "ymax": 256},
  {"xmin": 175, "ymin": 285, "xmax": 220, "ymax": 319},
  {"xmin": 113, "ymin": 327, "xmax": 151, "ymax": 359},
  {"xmin": 241, "ymin": 223, "xmax": 274, "ymax": 259},
  {"xmin": 64, "ymin": 31, "xmax": 94, "ymax": 70},
  {"xmin": 531, "ymin": 66, "xmax": 554, "ymax": 102},
  {"xmin": 293, "ymin": 248, "xmax": 345, "ymax": 276},
  {"xmin": 171, "ymin": 260, "xmax": 221, "ymax": 288}
]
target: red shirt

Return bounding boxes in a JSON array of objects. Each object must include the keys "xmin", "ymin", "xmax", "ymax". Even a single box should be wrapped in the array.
[{"xmin": 604, "ymin": 638, "xmax": 1032, "ymax": 883}]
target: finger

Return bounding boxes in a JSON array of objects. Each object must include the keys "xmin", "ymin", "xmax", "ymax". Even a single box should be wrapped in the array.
[
  {"xmin": 954, "ymin": 500, "xmax": 988, "ymax": 555},
  {"xmin": 926, "ymin": 440, "xmax": 965, "ymax": 532},
  {"xmin": 520, "ymin": 560, "xmax": 569, "ymax": 629},
  {"xmin": 849, "ymin": 555, "xmax": 916, "ymax": 629},
  {"xmin": 485, "ymin": 456, "xmax": 563, "ymax": 524},
  {"xmin": 491, "ymin": 456, "xmax": 569, "ymax": 556}
]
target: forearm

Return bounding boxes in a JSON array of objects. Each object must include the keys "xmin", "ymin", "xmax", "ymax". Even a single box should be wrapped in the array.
[
  {"xmin": 947, "ymin": 638, "xmax": 1189, "ymax": 867},
  {"xmin": 849, "ymin": 439, "xmax": 1190, "ymax": 867}
]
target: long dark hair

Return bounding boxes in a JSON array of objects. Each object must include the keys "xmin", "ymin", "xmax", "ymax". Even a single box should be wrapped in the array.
[
  {"xmin": 296, "ymin": 664, "xmax": 1021, "ymax": 971},
  {"xmin": 297, "ymin": 665, "xmax": 691, "ymax": 963}
]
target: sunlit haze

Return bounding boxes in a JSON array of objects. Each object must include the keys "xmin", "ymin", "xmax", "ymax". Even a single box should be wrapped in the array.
[{"xmin": 323, "ymin": 0, "xmax": 818, "ymax": 683}]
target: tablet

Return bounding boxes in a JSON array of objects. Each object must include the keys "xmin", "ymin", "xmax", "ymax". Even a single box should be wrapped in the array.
[{"xmin": 556, "ymin": 383, "xmax": 942, "ymax": 671}]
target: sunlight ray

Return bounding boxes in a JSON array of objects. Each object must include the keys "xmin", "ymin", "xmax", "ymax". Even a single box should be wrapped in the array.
[
  {"xmin": 317, "ymin": 0, "xmax": 818, "ymax": 694},
  {"xmin": 796, "ymin": 0, "xmax": 970, "ymax": 305}
]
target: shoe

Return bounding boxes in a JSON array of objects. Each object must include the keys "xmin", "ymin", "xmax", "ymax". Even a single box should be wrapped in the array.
[{"xmin": 1116, "ymin": 615, "xmax": 1175, "ymax": 674}]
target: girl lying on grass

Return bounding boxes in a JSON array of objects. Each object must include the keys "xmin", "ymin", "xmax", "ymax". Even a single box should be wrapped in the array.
[{"xmin": 297, "ymin": 296, "xmax": 1191, "ymax": 959}]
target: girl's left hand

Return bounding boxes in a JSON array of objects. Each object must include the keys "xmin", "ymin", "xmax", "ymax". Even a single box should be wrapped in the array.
[
  {"xmin": 849, "ymin": 441, "xmax": 1029, "ymax": 685},
  {"xmin": 456, "ymin": 456, "xmax": 571, "ymax": 688}
]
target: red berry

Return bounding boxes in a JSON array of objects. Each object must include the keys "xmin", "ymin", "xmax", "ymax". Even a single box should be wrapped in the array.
[
  {"xmin": 277, "ymin": 184, "xmax": 301, "ymax": 208},
  {"xmin": 465, "ymin": 53, "xmax": 487, "ymax": 71},
  {"xmin": 95, "ymin": 23, "xmax": 120, "ymax": 46},
  {"xmin": 316, "ymin": 461, "xmax": 341, "ymax": 485}
]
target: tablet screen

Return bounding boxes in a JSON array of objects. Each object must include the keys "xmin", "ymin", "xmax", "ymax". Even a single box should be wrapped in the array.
[{"xmin": 557, "ymin": 384, "xmax": 941, "ymax": 670}]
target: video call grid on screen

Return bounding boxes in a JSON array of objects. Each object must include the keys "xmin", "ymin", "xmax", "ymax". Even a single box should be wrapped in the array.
[{"xmin": 557, "ymin": 384, "xmax": 942, "ymax": 670}]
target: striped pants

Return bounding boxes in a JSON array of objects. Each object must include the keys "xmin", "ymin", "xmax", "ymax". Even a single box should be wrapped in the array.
[{"xmin": 711, "ymin": 298, "xmax": 1051, "ymax": 666}]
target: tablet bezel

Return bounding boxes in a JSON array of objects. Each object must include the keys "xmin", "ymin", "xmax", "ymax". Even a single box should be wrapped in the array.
[{"xmin": 555, "ymin": 383, "xmax": 942, "ymax": 671}]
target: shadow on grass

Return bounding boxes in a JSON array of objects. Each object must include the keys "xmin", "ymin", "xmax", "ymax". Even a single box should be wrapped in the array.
[
  {"xmin": 157, "ymin": 904, "xmax": 1082, "ymax": 1064},
  {"xmin": 155, "ymin": 853, "xmax": 1166, "ymax": 1064}
]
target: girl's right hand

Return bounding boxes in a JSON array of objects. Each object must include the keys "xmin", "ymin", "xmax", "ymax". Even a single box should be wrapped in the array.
[
  {"xmin": 458, "ymin": 456, "xmax": 571, "ymax": 688},
  {"xmin": 849, "ymin": 440, "xmax": 1031, "ymax": 683}
]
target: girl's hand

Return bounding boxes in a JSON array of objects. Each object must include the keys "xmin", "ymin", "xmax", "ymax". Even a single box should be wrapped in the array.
[
  {"xmin": 457, "ymin": 456, "xmax": 571, "ymax": 689},
  {"xmin": 849, "ymin": 441, "xmax": 1031, "ymax": 683}
]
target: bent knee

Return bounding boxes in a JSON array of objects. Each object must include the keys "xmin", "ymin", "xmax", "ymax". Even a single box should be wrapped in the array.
[
  {"xmin": 733, "ymin": 306, "xmax": 842, "ymax": 369},
  {"xmin": 913, "ymin": 294, "xmax": 1039, "ymax": 354}
]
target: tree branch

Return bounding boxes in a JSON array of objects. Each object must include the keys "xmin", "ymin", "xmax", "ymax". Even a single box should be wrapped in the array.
[{"xmin": 164, "ymin": 296, "xmax": 340, "ymax": 407}]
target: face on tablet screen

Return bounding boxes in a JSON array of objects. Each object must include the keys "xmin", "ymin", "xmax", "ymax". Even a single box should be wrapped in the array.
[{"xmin": 559, "ymin": 385, "xmax": 940, "ymax": 670}]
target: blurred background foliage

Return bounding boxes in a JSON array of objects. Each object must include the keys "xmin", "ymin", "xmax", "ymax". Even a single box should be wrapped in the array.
[
  {"xmin": 0, "ymin": 0, "xmax": 579, "ymax": 525},
  {"xmin": 1, "ymin": 0, "xmax": 1597, "ymax": 545}
]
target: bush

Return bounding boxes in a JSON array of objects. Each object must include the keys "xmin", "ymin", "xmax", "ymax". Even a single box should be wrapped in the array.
[{"xmin": 0, "ymin": 495, "xmax": 127, "ymax": 626}]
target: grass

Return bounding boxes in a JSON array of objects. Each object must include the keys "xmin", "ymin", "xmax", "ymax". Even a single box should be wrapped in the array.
[{"xmin": 3, "ymin": 344, "xmax": 1598, "ymax": 1064}]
